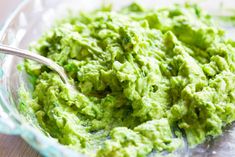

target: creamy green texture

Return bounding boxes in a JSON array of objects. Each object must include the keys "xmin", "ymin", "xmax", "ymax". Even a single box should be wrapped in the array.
[{"xmin": 20, "ymin": 3, "xmax": 235, "ymax": 157}]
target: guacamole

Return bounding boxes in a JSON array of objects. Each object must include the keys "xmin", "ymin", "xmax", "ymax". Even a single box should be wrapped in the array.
[{"xmin": 19, "ymin": 3, "xmax": 235, "ymax": 157}]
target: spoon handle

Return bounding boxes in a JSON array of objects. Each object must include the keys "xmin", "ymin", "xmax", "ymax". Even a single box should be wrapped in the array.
[{"xmin": 0, "ymin": 44, "xmax": 70, "ymax": 84}]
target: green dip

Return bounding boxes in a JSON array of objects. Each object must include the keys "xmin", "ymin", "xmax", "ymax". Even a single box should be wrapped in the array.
[{"xmin": 19, "ymin": 3, "xmax": 235, "ymax": 157}]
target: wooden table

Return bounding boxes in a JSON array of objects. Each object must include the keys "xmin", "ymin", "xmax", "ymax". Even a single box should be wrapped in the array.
[{"xmin": 0, "ymin": 134, "xmax": 40, "ymax": 157}]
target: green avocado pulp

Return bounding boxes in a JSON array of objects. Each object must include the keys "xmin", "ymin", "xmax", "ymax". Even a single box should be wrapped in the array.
[{"xmin": 19, "ymin": 3, "xmax": 235, "ymax": 157}]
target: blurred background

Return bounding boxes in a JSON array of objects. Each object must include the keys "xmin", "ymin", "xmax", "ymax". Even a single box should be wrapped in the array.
[{"xmin": 0, "ymin": 0, "xmax": 21, "ymax": 27}]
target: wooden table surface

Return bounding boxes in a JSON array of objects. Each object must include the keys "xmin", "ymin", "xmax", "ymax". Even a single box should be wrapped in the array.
[{"xmin": 0, "ymin": 134, "xmax": 40, "ymax": 157}]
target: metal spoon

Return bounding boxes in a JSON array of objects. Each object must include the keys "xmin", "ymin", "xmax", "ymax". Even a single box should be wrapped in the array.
[{"xmin": 0, "ymin": 44, "xmax": 71, "ymax": 85}]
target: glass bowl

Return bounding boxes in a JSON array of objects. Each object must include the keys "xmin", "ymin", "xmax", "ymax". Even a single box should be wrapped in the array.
[{"xmin": 0, "ymin": 0, "xmax": 235, "ymax": 156}]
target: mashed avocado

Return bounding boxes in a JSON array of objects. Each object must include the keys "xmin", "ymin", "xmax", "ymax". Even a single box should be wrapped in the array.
[{"xmin": 19, "ymin": 3, "xmax": 235, "ymax": 157}]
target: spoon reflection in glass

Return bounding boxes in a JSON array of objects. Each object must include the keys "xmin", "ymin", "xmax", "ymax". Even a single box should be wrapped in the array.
[{"xmin": 0, "ymin": 44, "xmax": 74, "ymax": 89}]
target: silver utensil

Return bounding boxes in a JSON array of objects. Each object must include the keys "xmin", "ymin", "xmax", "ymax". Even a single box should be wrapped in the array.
[{"xmin": 0, "ymin": 44, "xmax": 71, "ymax": 85}]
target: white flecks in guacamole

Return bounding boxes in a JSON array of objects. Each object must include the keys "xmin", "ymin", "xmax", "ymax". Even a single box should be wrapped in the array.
[{"xmin": 19, "ymin": 3, "xmax": 235, "ymax": 157}]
